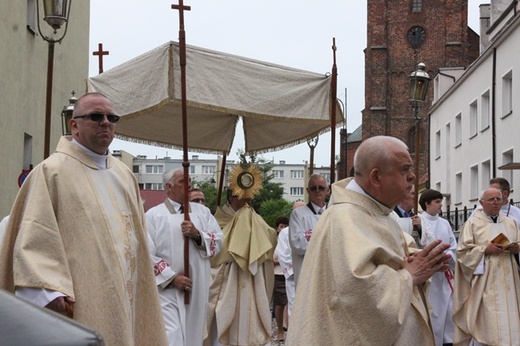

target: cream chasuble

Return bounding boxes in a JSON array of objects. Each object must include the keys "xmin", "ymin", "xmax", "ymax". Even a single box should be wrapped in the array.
[
  {"xmin": 0, "ymin": 137, "xmax": 167, "ymax": 346},
  {"xmin": 454, "ymin": 209, "xmax": 520, "ymax": 346},
  {"xmin": 286, "ymin": 178, "xmax": 435, "ymax": 346}
]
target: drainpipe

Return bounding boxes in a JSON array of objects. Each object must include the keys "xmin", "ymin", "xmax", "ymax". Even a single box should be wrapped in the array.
[{"xmin": 491, "ymin": 48, "xmax": 497, "ymax": 177}]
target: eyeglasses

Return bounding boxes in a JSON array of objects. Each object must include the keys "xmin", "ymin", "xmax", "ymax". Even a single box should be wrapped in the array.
[
  {"xmin": 308, "ymin": 185, "xmax": 327, "ymax": 192},
  {"xmin": 191, "ymin": 198, "xmax": 205, "ymax": 204},
  {"xmin": 73, "ymin": 112, "xmax": 120, "ymax": 123}
]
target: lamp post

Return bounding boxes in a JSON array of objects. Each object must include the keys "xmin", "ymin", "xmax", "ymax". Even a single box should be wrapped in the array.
[
  {"xmin": 60, "ymin": 91, "xmax": 76, "ymax": 136},
  {"xmin": 306, "ymin": 136, "xmax": 319, "ymax": 176},
  {"xmin": 37, "ymin": 0, "xmax": 72, "ymax": 158},
  {"xmin": 408, "ymin": 62, "xmax": 431, "ymax": 212}
]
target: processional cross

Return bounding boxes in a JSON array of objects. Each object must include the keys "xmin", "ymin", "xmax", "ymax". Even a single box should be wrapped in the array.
[
  {"xmin": 171, "ymin": 0, "xmax": 191, "ymax": 305},
  {"xmin": 93, "ymin": 43, "xmax": 109, "ymax": 74}
]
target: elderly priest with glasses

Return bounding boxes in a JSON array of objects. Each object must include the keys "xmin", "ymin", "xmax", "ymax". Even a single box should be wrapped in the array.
[
  {"xmin": 0, "ymin": 92, "xmax": 167, "ymax": 345},
  {"xmin": 289, "ymin": 174, "xmax": 330, "ymax": 288}
]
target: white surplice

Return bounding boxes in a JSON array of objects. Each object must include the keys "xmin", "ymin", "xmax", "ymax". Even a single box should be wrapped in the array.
[
  {"xmin": 288, "ymin": 204, "xmax": 321, "ymax": 287},
  {"xmin": 420, "ymin": 212, "xmax": 457, "ymax": 346},
  {"xmin": 147, "ymin": 201, "xmax": 223, "ymax": 346},
  {"xmin": 275, "ymin": 226, "xmax": 295, "ymax": 316}
]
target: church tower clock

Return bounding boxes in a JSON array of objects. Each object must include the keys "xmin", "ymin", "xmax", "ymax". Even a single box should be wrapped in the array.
[{"xmin": 363, "ymin": 0, "xmax": 479, "ymax": 186}]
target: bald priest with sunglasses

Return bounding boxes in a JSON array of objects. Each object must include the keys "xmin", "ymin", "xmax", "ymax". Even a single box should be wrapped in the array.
[
  {"xmin": 289, "ymin": 174, "xmax": 330, "ymax": 288},
  {"xmin": 0, "ymin": 92, "xmax": 167, "ymax": 345}
]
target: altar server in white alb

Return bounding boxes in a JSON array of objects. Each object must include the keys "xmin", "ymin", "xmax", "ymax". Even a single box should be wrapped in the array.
[
  {"xmin": 418, "ymin": 189, "xmax": 457, "ymax": 346},
  {"xmin": 289, "ymin": 174, "xmax": 329, "ymax": 287},
  {"xmin": 147, "ymin": 169, "xmax": 223, "ymax": 346}
]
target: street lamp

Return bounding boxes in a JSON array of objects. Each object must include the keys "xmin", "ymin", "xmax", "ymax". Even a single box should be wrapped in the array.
[
  {"xmin": 36, "ymin": 0, "xmax": 72, "ymax": 158},
  {"xmin": 61, "ymin": 91, "xmax": 76, "ymax": 135},
  {"xmin": 409, "ymin": 62, "xmax": 431, "ymax": 212},
  {"xmin": 306, "ymin": 136, "xmax": 319, "ymax": 176}
]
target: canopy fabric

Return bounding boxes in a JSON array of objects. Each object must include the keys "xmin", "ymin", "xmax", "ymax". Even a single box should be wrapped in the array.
[{"xmin": 87, "ymin": 41, "xmax": 343, "ymax": 155}]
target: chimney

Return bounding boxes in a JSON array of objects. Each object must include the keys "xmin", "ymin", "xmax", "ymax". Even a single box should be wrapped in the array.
[{"xmin": 479, "ymin": 4, "xmax": 491, "ymax": 53}]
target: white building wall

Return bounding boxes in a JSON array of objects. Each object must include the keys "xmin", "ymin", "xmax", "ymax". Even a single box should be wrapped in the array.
[{"xmin": 430, "ymin": 4, "xmax": 520, "ymax": 211}]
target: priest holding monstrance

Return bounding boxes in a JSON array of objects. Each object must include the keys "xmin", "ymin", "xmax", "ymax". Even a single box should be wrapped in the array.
[{"xmin": 205, "ymin": 162, "xmax": 278, "ymax": 346}]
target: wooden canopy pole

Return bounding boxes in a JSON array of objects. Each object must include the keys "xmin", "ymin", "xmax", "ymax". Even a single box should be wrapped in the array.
[
  {"xmin": 330, "ymin": 38, "xmax": 338, "ymax": 184},
  {"xmin": 171, "ymin": 0, "xmax": 191, "ymax": 305},
  {"xmin": 216, "ymin": 155, "xmax": 227, "ymax": 207}
]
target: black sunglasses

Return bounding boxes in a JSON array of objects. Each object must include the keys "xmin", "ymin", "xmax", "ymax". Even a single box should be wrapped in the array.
[
  {"xmin": 308, "ymin": 185, "xmax": 327, "ymax": 192},
  {"xmin": 73, "ymin": 112, "xmax": 120, "ymax": 123},
  {"xmin": 191, "ymin": 198, "xmax": 205, "ymax": 204}
]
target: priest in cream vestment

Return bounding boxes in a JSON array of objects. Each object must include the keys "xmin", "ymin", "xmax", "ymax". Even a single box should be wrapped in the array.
[
  {"xmin": 286, "ymin": 136, "xmax": 451, "ymax": 346},
  {"xmin": 454, "ymin": 188, "xmax": 520, "ymax": 346},
  {"xmin": 0, "ymin": 93, "xmax": 167, "ymax": 346}
]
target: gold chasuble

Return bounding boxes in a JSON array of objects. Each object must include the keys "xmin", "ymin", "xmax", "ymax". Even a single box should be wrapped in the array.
[
  {"xmin": 0, "ymin": 137, "xmax": 166, "ymax": 346},
  {"xmin": 287, "ymin": 178, "xmax": 435, "ymax": 346},
  {"xmin": 206, "ymin": 205, "xmax": 277, "ymax": 346}
]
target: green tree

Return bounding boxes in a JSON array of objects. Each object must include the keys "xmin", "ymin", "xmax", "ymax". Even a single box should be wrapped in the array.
[
  {"xmin": 191, "ymin": 179, "xmax": 226, "ymax": 214},
  {"xmin": 259, "ymin": 198, "xmax": 293, "ymax": 228}
]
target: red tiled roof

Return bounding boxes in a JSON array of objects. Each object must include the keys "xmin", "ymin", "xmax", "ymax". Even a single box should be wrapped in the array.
[{"xmin": 140, "ymin": 190, "xmax": 166, "ymax": 212}]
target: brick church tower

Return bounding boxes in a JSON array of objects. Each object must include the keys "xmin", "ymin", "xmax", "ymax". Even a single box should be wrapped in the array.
[{"xmin": 363, "ymin": 0, "xmax": 479, "ymax": 184}]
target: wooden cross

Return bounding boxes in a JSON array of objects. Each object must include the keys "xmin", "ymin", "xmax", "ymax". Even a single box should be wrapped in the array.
[
  {"xmin": 93, "ymin": 43, "xmax": 109, "ymax": 74},
  {"xmin": 171, "ymin": 0, "xmax": 191, "ymax": 305}
]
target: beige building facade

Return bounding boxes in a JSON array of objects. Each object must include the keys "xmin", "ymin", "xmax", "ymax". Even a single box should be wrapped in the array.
[{"xmin": 0, "ymin": 1, "xmax": 90, "ymax": 217}]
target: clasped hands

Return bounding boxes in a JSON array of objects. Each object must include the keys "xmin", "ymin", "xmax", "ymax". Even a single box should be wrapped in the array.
[{"xmin": 404, "ymin": 239, "xmax": 451, "ymax": 285}]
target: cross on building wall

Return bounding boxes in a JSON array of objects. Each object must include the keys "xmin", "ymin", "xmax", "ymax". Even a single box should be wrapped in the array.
[{"xmin": 93, "ymin": 43, "xmax": 109, "ymax": 74}]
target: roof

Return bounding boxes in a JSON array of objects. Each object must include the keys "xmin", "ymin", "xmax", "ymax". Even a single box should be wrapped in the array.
[
  {"xmin": 140, "ymin": 190, "xmax": 167, "ymax": 212},
  {"xmin": 346, "ymin": 124, "xmax": 362, "ymax": 142}
]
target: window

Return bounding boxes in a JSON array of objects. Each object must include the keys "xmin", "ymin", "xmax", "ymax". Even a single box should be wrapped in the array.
[
  {"xmin": 320, "ymin": 173, "xmax": 331, "ymax": 184},
  {"xmin": 290, "ymin": 187, "xmax": 304, "ymax": 196},
  {"xmin": 502, "ymin": 70, "xmax": 513, "ymax": 117},
  {"xmin": 469, "ymin": 100, "xmax": 478, "ymax": 138},
  {"xmin": 190, "ymin": 166, "xmax": 195, "ymax": 174},
  {"xmin": 455, "ymin": 113, "xmax": 462, "ymax": 147},
  {"xmin": 144, "ymin": 183, "xmax": 163, "ymax": 190},
  {"xmin": 455, "ymin": 172, "xmax": 462, "ymax": 205},
  {"xmin": 481, "ymin": 90, "xmax": 490, "ymax": 130},
  {"xmin": 482, "ymin": 160, "xmax": 490, "ymax": 191},
  {"xmin": 27, "ymin": 0, "xmax": 36, "ymax": 34},
  {"xmin": 133, "ymin": 165, "xmax": 139, "ymax": 173},
  {"xmin": 411, "ymin": 0, "xmax": 422, "ymax": 13},
  {"xmin": 272, "ymin": 170, "xmax": 284, "ymax": 178},
  {"xmin": 290, "ymin": 170, "xmax": 304, "ymax": 179},
  {"xmin": 145, "ymin": 165, "xmax": 164, "ymax": 174},
  {"xmin": 502, "ymin": 150, "xmax": 514, "ymax": 188},
  {"xmin": 470, "ymin": 165, "xmax": 478, "ymax": 200},
  {"xmin": 435, "ymin": 130, "xmax": 441, "ymax": 159},
  {"xmin": 202, "ymin": 165, "xmax": 216, "ymax": 174}
]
